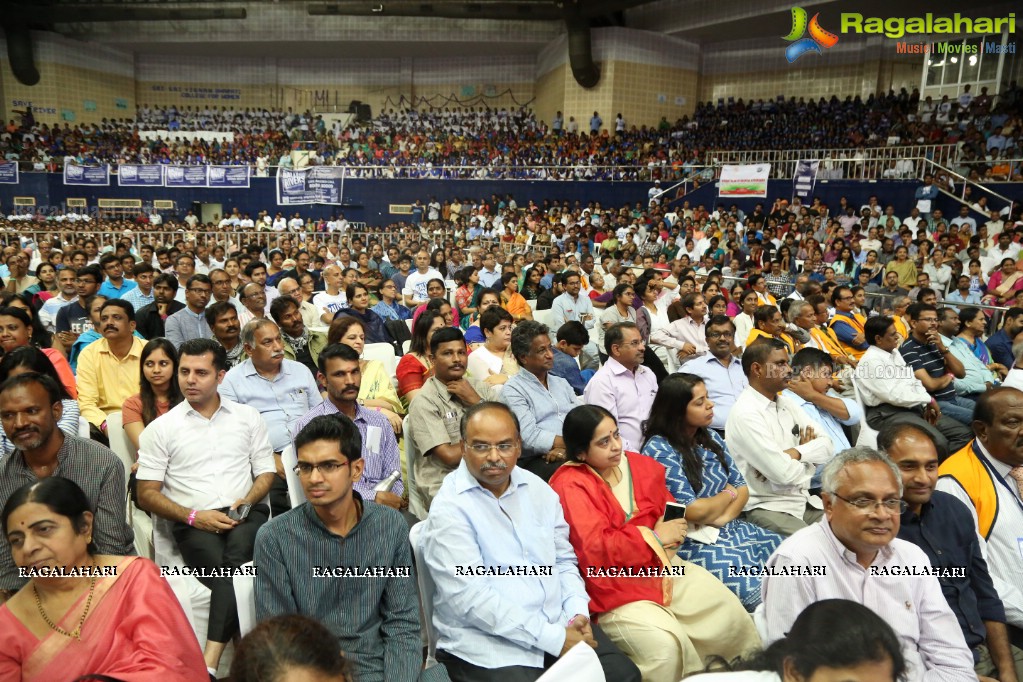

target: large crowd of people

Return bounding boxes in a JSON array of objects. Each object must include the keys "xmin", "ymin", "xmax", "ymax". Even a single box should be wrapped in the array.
[
  {"xmin": 4, "ymin": 80, "xmax": 1023, "ymax": 180},
  {"xmin": 0, "ymin": 172, "xmax": 1022, "ymax": 681}
]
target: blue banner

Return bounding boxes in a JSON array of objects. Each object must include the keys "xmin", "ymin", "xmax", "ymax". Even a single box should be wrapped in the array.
[
  {"xmin": 117, "ymin": 164, "xmax": 164, "ymax": 187},
  {"xmin": 63, "ymin": 164, "xmax": 109, "ymax": 186},
  {"xmin": 208, "ymin": 165, "xmax": 249, "ymax": 188},
  {"xmin": 276, "ymin": 167, "xmax": 345, "ymax": 205},
  {"xmin": 0, "ymin": 163, "xmax": 17, "ymax": 184},
  {"xmin": 792, "ymin": 160, "xmax": 820, "ymax": 201},
  {"xmin": 165, "ymin": 165, "xmax": 209, "ymax": 187}
]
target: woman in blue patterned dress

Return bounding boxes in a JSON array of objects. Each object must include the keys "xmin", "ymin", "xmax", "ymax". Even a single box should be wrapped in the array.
[{"xmin": 641, "ymin": 373, "xmax": 783, "ymax": 610}]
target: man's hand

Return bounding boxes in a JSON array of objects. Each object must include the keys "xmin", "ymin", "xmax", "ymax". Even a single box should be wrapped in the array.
[
  {"xmin": 800, "ymin": 425, "xmax": 816, "ymax": 444},
  {"xmin": 446, "ymin": 379, "xmax": 481, "ymax": 404},
  {"xmin": 851, "ymin": 332, "xmax": 866, "ymax": 346},
  {"xmin": 194, "ymin": 509, "xmax": 238, "ymax": 533},
  {"xmin": 923, "ymin": 402, "xmax": 941, "ymax": 425},
  {"xmin": 274, "ymin": 452, "xmax": 286, "ymax": 480},
  {"xmin": 561, "ymin": 618, "xmax": 597, "ymax": 656},
  {"xmin": 374, "ymin": 491, "xmax": 403, "ymax": 510},
  {"xmin": 787, "ymin": 374, "xmax": 817, "ymax": 400},
  {"xmin": 544, "ymin": 447, "xmax": 567, "ymax": 463}
]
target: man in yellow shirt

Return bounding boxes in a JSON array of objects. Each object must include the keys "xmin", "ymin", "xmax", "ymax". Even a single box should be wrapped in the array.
[{"xmin": 77, "ymin": 299, "xmax": 145, "ymax": 431}]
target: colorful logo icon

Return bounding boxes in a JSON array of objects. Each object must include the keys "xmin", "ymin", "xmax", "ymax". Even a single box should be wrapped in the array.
[{"xmin": 783, "ymin": 7, "xmax": 839, "ymax": 62}]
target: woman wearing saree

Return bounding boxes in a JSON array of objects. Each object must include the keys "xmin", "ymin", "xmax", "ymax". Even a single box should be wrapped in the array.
[
  {"xmin": 327, "ymin": 316, "xmax": 404, "ymax": 433},
  {"xmin": 0, "ymin": 477, "xmax": 207, "ymax": 681},
  {"xmin": 549, "ymin": 405, "xmax": 760, "ymax": 682},
  {"xmin": 453, "ymin": 266, "xmax": 481, "ymax": 331},
  {"xmin": 641, "ymin": 374, "xmax": 783, "ymax": 610},
  {"xmin": 983, "ymin": 258, "xmax": 1023, "ymax": 307}
]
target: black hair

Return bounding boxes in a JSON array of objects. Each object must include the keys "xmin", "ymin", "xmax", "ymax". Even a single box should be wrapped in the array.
[
  {"xmin": 790, "ymin": 347, "xmax": 833, "ymax": 374},
  {"xmin": 830, "ymin": 285, "xmax": 852, "ymax": 305},
  {"xmin": 642, "ymin": 374, "xmax": 728, "ymax": 494},
  {"xmin": 974, "ymin": 387, "xmax": 1017, "ymax": 427},
  {"xmin": 958, "ymin": 306, "xmax": 984, "ymax": 327},
  {"xmin": 294, "ymin": 413, "xmax": 363, "ymax": 462},
  {"xmin": 753, "ymin": 304, "xmax": 780, "ymax": 329},
  {"xmin": 730, "ymin": 599, "xmax": 906, "ymax": 680},
  {"xmin": 2, "ymin": 478, "xmax": 98, "ymax": 555},
  {"xmin": 138, "ymin": 338, "xmax": 184, "ymax": 425},
  {"xmin": 230, "ymin": 614, "xmax": 353, "ymax": 682},
  {"xmin": 877, "ymin": 421, "xmax": 936, "ymax": 452},
  {"xmin": 345, "ymin": 282, "xmax": 368, "ymax": 303},
  {"xmin": 604, "ymin": 321, "xmax": 638, "ymax": 356},
  {"xmin": 316, "ymin": 342, "xmax": 361, "ymax": 375},
  {"xmin": 740, "ymin": 336, "xmax": 787, "ymax": 377},
  {"xmin": 408, "ymin": 310, "xmax": 441, "ymax": 356},
  {"xmin": 915, "ymin": 287, "xmax": 936, "ymax": 302},
  {"xmin": 76, "ymin": 264, "xmax": 103, "ymax": 285},
  {"xmin": 907, "ymin": 302, "xmax": 936, "ymax": 321},
  {"xmin": 864, "ymin": 315, "xmax": 894, "ymax": 346},
  {"xmin": 480, "ymin": 306, "xmax": 513, "ymax": 334},
  {"xmin": 100, "ymin": 298, "xmax": 135, "ymax": 323},
  {"xmin": 269, "ymin": 295, "xmax": 299, "ymax": 325},
  {"xmin": 429, "ymin": 326, "xmax": 465, "ymax": 355},
  {"xmin": 178, "ymin": 338, "xmax": 228, "ymax": 373},
  {"xmin": 556, "ymin": 321, "xmax": 589, "ymax": 345},
  {"xmin": 0, "ymin": 371, "xmax": 62, "ymax": 407},
  {"xmin": 99, "ymin": 253, "xmax": 120, "ymax": 269},
  {"xmin": 244, "ymin": 261, "xmax": 267, "ymax": 278},
  {"xmin": 205, "ymin": 300, "xmax": 238, "ymax": 328},
  {"xmin": 0, "ymin": 347, "xmax": 71, "ymax": 400},
  {"xmin": 563, "ymin": 404, "xmax": 617, "ymax": 462},
  {"xmin": 153, "ymin": 273, "xmax": 178, "ymax": 292}
]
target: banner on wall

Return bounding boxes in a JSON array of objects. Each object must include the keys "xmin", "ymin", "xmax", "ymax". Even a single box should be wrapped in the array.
[
  {"xmin": 276, "ymin": 167, "xmax": 345, "ymax": 205},
  {"xmin": 792, "ymin": 160, "xmax": 820, "ymax": 201},
  {"xmin": 165, "ymin": 165, "xmax": 209, "ymax": 188},
  {"xmin": 63, "ymin": 164, "xmax": 109, "ymax": 186},
  {"xmin": 117, "ymin": 164, "xmax": 164, "ymax": 187},
  {"xmin": 0, "ymin": 163, "xmax": 18, "ymax": 184},
  {"xmin": 718, "ymin": 164, "xmax": 770, "ymax": 198},
  {"xmin": 208, "ymin": 165, "xmax": 250, "ymax": 189}
]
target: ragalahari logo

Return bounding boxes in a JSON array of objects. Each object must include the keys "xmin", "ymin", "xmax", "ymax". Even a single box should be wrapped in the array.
[{"xmin": 783, "ymin": 7, "xmax": 839, "ymax": 62}]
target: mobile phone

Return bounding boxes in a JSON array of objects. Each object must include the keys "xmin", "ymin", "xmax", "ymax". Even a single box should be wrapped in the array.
[
  {"xmin": 664, "ymin": 502, "xmax": 687, "ymax": 522},
  {"xmin": 228, "ymin": 504, "xmax": 251, "ymax": 522}
]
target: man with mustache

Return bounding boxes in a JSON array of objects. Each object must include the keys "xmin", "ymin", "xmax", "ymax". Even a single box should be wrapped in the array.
[
  {"xmin": 420, "ymin": 401, "xmax": 641, "ymax": 682},
  {"xmin": 938, "ymin": 388, "xmax": 1023, "ymax": 655},
  {"xmin": 0, "ymin": 373, "xmax": 134, "ymax": 601},
  {"xmin": 205, "ymin": 301, "xmax": 243, "ymax": 369},
  {"xmin": 220, "ymin": 319, "xmax": 321, "ymax": 517},
  {"xmin": 254, "ymin": 412, "xmax": 420, "ymax": 682},
  {"xmin": 291, "ymin": 343, "xmax": 403, "ymax": 510},
  {"xmin": 760, "ymin": 447, "xmax": 976, "ymax": 680},
  {"xmin": 76, "ymin": 299, "xmax": 145, "ymax": 431},
  {"xmin": 407, "ymin": 327, "xmax": 497, "ymax": 513},
  {"xmin": 165, "ymin": 274, "xmax": 214, "ymax": 349},
  {"xmin": 883, "ymin": 423, "xmax": 1023, "ymax": 682}
]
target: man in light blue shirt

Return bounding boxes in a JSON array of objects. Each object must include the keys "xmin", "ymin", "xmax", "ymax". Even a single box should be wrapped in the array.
[
  {"xmin": 686, "ymin": 315, "xmax": 747, "ymax": 434},
  {"xmin": 549, "ymin": 272, "xmax": 595, "ymax": 345},
  {"xmin": 164, "ymin": 274, "xmax": 214, "ymax": 349},
  {"xmin": 420, "ymin": 401, "xmax": 640, "ymax": 682},
  {"xmin": 97, "ymin": 253, "xmax": 138, "ymax": 300},
  {"xmin": 781, "ymin": 348, "xmax": 861, "ymax": 490},
  {"xmin": 220, "ymin": 318, "xmax": 322, "ymax": 515},
  {"xmin": 944, "ymin": 275, "xmax": 984, "ymax": 313},
  {"xmin": 120, "ymin": 263, "xmax": 155, "ymax": 313},
  {"xmin": 937, "ymin": 307, "xmax": 996, "ymax": 402},
  {"xmin": 500, "ymin": 321, "xmax": 579, "ymax": 481},
  {"xmin": 477, "ymin": 252, "xmax": 502, "ymax": 289}
]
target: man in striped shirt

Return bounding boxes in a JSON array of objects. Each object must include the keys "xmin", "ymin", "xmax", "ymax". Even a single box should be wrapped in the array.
[
  {"xmin": 899, "ymin": 303, "xmax": 973, "ymax": 427},
  {"xmin": 254, "ymin": 413, "xmax": 420, "ymax": 682}
]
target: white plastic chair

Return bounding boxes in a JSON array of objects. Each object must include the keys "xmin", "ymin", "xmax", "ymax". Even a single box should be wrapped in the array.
[
  {"xmin": 527, "ymin": 299, "xmax": 538, "ymax": 311},
  {"xmin": 851, "ymin": 379, "xmax": 879, "ymax": 448},
  {"xmin": 408, "ymin": 522, "xmax": 440, "ymax": 671},
  {"xmin": 533, "ymin": 308, "xmax": 554, "ymax": 329},
  {"xmin": 233, "ymin": 561, "xmax": 257, "ymax": 637},
  {"xmin": 401, "ymin": 339, "xmax": 411, "ymax": 355},
  {"xmin": 280, "ymin": 445, "xmax": 307, "ymax": 507},
  {"xmin": 152, "ymin": 516, "xmax": 211, "ymax": 648},
  {"xmin": 104, "ymin": 412, "xmax": 153, "ymax": 559},
  {"xmin": 403, "ymin": 416, "xmax": 428, "ymax": 521},
  {"xmin": 364, "ymin": 342, "xmax": 397, "ymax": 377}
]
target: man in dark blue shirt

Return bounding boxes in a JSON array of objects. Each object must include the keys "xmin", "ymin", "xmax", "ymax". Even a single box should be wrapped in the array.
[
  {"xmin": 986, "ymin": 307, "xmax": 1023, "ymax": 369},
  {"xmin": 881, "ymin": 422, "xmax": 1023, "ymax": 681},
  {"xmin": 900, "ymin": 303, "xmax": 973, "ymax": 426}
]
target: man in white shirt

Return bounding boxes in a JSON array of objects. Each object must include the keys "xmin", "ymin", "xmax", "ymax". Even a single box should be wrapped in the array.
[
  {"xmin": 136, "ymin": 338, "xmax": 276, "ymax": 674},
  {"xmin": 989, "ymin": 231, "xmax": 1020, "ymax": 264},
  {"xmin": 313, "ymin": 264, "xmax": 347, "ymax": 323},
  {"xmin": 402, "ymin": 250, "xmax": 443, "ymax": 308},
  {"xmin": 38, "ymin": 267, "xmax": 77, "ymax": 333},
  {"xmin": 725, "ymin": 337, "xmax": 833, "ymax": 536},
  {"xmin": 856, "ymin": 315, "xmax": 973, "ymax": 459}
]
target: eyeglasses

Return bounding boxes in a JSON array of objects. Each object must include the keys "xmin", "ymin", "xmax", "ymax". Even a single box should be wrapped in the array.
[
  {"xmin": 467, "ymin": 442, "xmax": 518, "ymax": 456},
  {"xmin": 832, "ymin": 493, "xmax": 907, "ymax": 515},
  {"xmin": 294, "ymin": 461, "xmax": 350, "ymax": 477}
]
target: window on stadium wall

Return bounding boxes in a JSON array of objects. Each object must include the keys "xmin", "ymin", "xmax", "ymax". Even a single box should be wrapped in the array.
[{"xmin": 922, "ymin": 34, "xmax": 1002, "ymax": 102}]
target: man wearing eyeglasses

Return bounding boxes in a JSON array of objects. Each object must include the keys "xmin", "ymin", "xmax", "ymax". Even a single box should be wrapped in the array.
[
  {"xmin": 421, "ymin": 401, "xmax": 641, "ymax": 682},
  {"xmin": 254, "ymin": 412, "xmax": 420, "ymax": 682},
  {"xmin": 164, "ymin": 274, "xmax": 215, "ymax": 349},
  {"xmin": 758, "ymin": 446, "xmax": 976, "ymax": 680},
  {"xmin": 882, "ymin": 422, "xmax": 1023, "ymax": 682}
]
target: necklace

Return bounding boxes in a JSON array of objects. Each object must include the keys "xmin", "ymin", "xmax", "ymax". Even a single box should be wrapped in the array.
[{"xmin": 33, "ymin": 569, "xmax": 98, "ymax": 641}]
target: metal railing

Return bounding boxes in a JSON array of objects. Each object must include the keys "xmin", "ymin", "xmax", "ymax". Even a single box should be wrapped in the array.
[
  {"xmin": 707, "ymin": 145, "xmax": 959, "ymax": 180},
  {"xmin": 919, "ymin": 157, "xmax": 1015, "ymax": 217}
]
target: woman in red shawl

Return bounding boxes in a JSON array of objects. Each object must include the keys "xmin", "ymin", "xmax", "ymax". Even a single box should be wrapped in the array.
[{"xmin": 549, "ymin": 405, "xmax": 759, "ymax": 682}]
